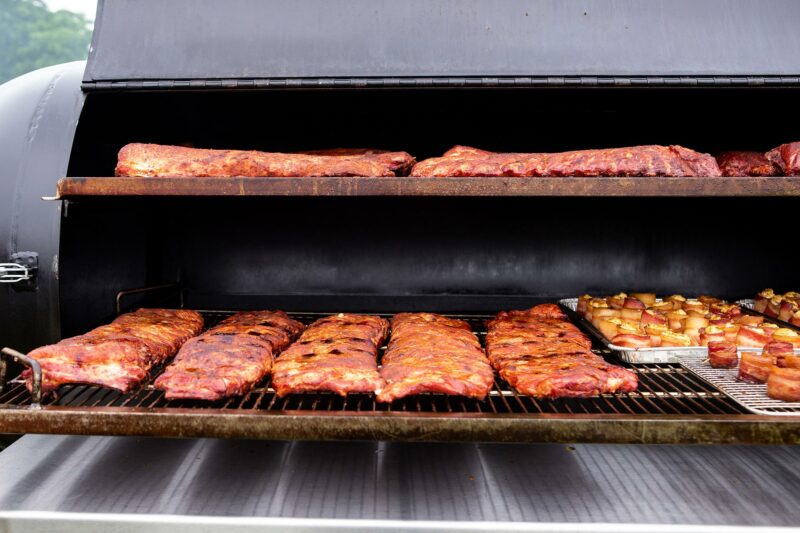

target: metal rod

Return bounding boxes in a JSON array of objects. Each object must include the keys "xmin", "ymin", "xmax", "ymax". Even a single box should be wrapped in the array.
[
  {"xmin": 1, "ymin": 347, "xmax": 42, "ymax": 406},
  {"xmin": 115, "ymin": 283, "xmax": 181, "ymax": 315}
]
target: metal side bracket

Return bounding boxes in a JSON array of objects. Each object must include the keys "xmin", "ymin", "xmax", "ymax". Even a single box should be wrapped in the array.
[{"xmin": 0, "ymin": 347, "xmax": 42, "ymax": 407}]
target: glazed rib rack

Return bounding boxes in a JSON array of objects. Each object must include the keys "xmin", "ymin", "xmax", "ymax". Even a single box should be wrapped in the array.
[{"xmin": 0, "ymin": 310, "xmax": 747, "ymax": 419}]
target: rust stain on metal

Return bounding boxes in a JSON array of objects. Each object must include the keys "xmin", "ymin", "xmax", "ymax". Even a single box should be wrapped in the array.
[
  {"xmin": 1, "ymin": 407, "xmax": 800, "ymax": 444},
  {"xmin": 54, "ymin": 176, "xmax": 800, "ymax": 198}
]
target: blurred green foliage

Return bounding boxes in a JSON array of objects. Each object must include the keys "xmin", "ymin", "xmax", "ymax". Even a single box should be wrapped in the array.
[{"xmin": 0, "ymin": 0, "xmax": 92, "ymax": 84}]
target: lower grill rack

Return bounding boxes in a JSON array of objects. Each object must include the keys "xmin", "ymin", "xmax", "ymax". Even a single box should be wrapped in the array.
[{"xmin": 1, "ymin": 310, "xmax": 799, "ymax": 444}]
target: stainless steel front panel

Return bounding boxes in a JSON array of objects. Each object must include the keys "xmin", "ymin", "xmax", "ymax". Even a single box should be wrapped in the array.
[{"xmin": 1, "ymin": 435, "xmax": 799, "ymax": 529}]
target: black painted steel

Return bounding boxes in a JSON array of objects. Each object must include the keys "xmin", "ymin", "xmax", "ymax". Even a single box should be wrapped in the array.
[
  {"xmin": 56, "ymin": 195, "xmax": 798, "ymax": 336},
  {"xmin": 84, "ymin": 0, "xmax": 800, "ymax": 84},
  {"xmin": 0, "ymin": 62, "xmax": 86, "ymax": 352}
]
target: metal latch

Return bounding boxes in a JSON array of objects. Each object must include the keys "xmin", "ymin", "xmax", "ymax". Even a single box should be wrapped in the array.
[{"xmin": 0, "ymin": 252, "xmax": 38, "ymax": 289}]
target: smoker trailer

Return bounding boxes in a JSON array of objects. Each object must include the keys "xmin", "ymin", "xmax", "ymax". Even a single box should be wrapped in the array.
[{"xmin": 1, "ymin": 0, "xmax": 800, "ymax": 530}]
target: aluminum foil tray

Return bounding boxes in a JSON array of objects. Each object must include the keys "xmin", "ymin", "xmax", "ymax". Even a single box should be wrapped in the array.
[
  {"xmin": 559, "ymin": 297, "xmax": 705, "ymax": 364},
  {"xmin": 680, "ymin": 353, "xmax": 800, "ymax": 416}
]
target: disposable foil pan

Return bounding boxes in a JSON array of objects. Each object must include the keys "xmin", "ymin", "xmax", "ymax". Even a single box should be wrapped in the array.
[
  {"xmin": 561, "ymin": 297, "xmax": 800, "ymax": 365},
  {"xmin": 558, "ymin": 297, "xmax": 705, "ymax": 363}
]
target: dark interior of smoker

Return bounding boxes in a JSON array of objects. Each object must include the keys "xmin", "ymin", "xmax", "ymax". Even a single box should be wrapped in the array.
[{"xmin": 59, "ymin": 87, "xmax": 799, "ymax": 336}]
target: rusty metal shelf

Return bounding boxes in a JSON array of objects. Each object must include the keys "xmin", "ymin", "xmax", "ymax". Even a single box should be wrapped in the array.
[{"xmin": 54, "ymin": 176, "xmax": 800, "ymax": 198}]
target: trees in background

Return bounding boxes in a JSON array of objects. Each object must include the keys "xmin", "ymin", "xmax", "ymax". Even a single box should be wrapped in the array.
[{"xmin": 0, "ymin": 0, "xmax": 92, "ymax": 84}]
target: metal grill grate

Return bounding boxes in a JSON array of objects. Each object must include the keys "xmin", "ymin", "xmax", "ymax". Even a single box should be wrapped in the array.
[
  {"xmin": 0, "ymin": 310, "xmax": 746, "ymax": 417},
  {"xmin": 681, "ymin": 354, "xmax": 800, "ymax": 416}
]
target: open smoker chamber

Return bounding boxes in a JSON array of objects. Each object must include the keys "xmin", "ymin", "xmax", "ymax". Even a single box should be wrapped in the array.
[{"xmin": 4, "ymin": 84, "xmax": 800, "ymax": 444}]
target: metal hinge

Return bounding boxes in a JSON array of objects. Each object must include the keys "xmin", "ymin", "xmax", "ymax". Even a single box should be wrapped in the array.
[{"xmin": 0, "ymin": 252, "xmax": 38, "ymax": 289}]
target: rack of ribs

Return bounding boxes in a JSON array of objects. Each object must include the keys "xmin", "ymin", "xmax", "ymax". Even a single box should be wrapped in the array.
[
  {"xmin": 766, "ymin": 142, "xmax": 800, "ymax": 176},
  {"xmin": 271, "ymin": 313, "xmax": 389, "ymax": 396},
  {"xmin": 116, "ymin": 143, "xmax": 417, "ymax": 177},
  {"xmin": 486, "ymin": 304, "xmax": 638, "ymax": 398},
  {"xmin": 25, "ymin": 308, "xmax": 204, "ymax": 395},
  {"xmin": 716, "ymin": 151, "xmax": 780, "ymax": 176},
  {"xmin": 410, "ymin": 144, "xmax": 721, "ymax": 177},
  {"xmin": 376, "ymin": 313, "xmax": 494, "ymax": 402},
  {"xmin": 154, "ymin": 310, "xmax": 304, "ymax": 401}
]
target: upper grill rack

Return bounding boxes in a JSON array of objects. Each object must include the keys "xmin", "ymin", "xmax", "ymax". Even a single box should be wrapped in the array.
[{"xmin": 0, "ymin": 310, "xmax": 745, "ymax": 417}]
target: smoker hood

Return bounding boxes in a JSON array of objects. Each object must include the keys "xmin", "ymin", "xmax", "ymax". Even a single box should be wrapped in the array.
[{"xmin": 83, "ymin": 0, "xmax": 800, "ymax": 90}]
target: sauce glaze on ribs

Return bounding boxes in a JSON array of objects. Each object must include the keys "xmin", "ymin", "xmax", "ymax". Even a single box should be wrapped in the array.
[
  {"xmin": 410, "ymin": 145, "xmax": 721, "ymax": 177},
  {"xmin": 116, "ymin": 143, "xmax": 416, "ymax": 177},
  {"xmin": 26, "ymin": 309, "xmax": 204, "ymax": 395},
  {"xmin": 154, "ymin": 310, "xmax": 304, "ymax": 401},
  {"xmin": 486, "ymin": 304, "xmax": 638, "ymax": 398},
  {"xmin": 272, "ymin": 314, "xmax": 389, "ymax": 396},
  {"xmin": 376, "ymin": 313, "xmax": 494, "ymax": 402}
]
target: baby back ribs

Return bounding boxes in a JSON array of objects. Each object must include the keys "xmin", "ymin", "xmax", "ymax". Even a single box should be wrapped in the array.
[
  {"xmin": 26, "ymin": 309, "xmax": 204, "ymax": 394},
  {"xmin": 376, "ymin": 313, "xmax": 494, "ymax": 402},
  {"xmin": 716, "ymin": 151, "xmax": 780, "ymax": 176},
  {"xmin": 410, "ymin": 145, "xmax": 721, "ymax": 177},
  {"xmin": 154, "ymin": 310, "xmax": 304, "ymax": 401},
  {"xmin": 116, "ymin": 143, "xmax": 416, "ymax": 177},
  {"xmin": 271, "ymin": 314, "xmax": 389, "ymax": 396},
  {"xmin": 486, "ymin": 304, "xmax": 638, "ymax": 398}
]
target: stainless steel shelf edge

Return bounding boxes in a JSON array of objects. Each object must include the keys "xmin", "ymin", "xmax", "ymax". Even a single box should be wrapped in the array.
[{"xmin": 0, "ymin": 512, "xmax": 792, "ymax": 533}]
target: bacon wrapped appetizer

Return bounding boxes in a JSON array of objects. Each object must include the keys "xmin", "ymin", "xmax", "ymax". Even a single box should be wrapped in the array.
[
  {"xmin": 700, "ymin": 326, "xmax": 727, "ymax": 346},
  {"xmin": 576, "ymin": 294, "xmax": 593, "ymax": 316},
  {"xmin": 682, "ymin": 299, "xmax": 707, "ymax": 313},
  {"xmin": 735, "ymin": 314, "xmax": 764, "ymax": 327},
  {"xmin": 765, "ymin": 296, "xmax": 784, "ymax": 318},
  {"xmin": 611, "ymin": 333, "xmax": 653, "ymax": 348},
  {"xmin": 623, "ymin": 297, "xmax": 646, "ymax": 310},
  {"xmin": 736, "ymin": 325, "xmax": 773, "ymax": 348},
  {"xmin": 779, "ymin": 300, "xmax": 799, "ymax": 322},
  {"xmin": 767, "ymin": 366, "xmax": 800, "ymax": 402},
  {"xmin": 773, "ymin": 329, "xmax": 800, "ymax": 349},
  {"xmin": 607, "ymin": 293, "xmax": 627, "ymax": 310},
  {"xmin": 640, "ymin": 309, "xmax": 667, "ymax": 327},
  {"xmin": 630, "ymin": 293, "xmax": 657, "ymax": 306},
  {"xmin": 754, "ymin": 289, "xmax": 774, "ymax": 313},
  {"xmin": 666, "ymin": 309, "xmax": 688, "ymax": 331},
  {"xmin": 738, "ymin": 351, "xmax": 774, "ymax": 383},
  {"xmin": 764, "ymin": 341, "xmax": 796, "ymax": 368},
  {"xmin": 665, "ymin": 294, "xmax": 687, "ymax": 310},
  {"xmin": 659, "ymin": 331, "xmax": 693, "ymax": 347},
  {"xmin": 644, "ymin": 324, "xmax": 671, "ymax": 347},
  {"xmin": 707, "ymin": 341, "xmax": 738, "ymax": 369},
  {"xmin": 592, "ymin": 318, "xmax": 620, "ymax": 341}
]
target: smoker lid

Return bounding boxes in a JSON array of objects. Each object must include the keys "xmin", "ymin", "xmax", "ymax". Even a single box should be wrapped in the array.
[{"xmin": 85, "ymin": 0, "xmax": 800, "ymax": 88}]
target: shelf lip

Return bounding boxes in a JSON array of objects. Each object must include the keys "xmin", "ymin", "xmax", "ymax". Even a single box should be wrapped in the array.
[
  {"xmin": 54, "ymin": 176, "xmax": 800, "ymax": 198},
  {"xmin": 2, "ymin": 407, "xmax": 799, "ymax": 444}
]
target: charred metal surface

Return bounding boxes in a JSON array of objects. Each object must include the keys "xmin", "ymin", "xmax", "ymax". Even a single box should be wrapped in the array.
[
  {"xmin": 1, "ymin": 408, "xmax": 800, "ymax": 444},
  {"xmin": 56, "ymin": 176, "xmax": 800, "ymax": 198}
]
